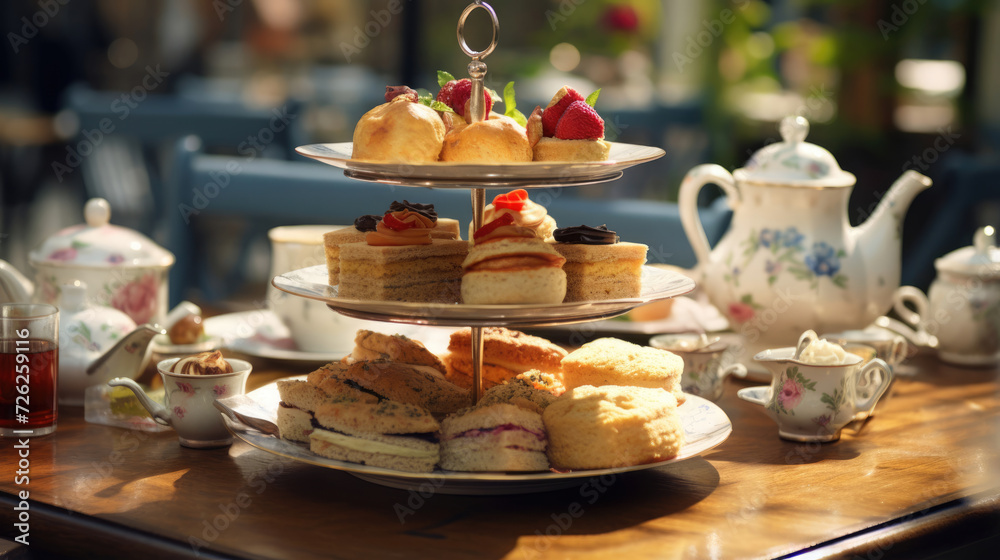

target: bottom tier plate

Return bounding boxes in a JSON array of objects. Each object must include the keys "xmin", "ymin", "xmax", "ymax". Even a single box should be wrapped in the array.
[{"xmin": 218, "ymin": 379, "xmax": 732, "ymax": 495}]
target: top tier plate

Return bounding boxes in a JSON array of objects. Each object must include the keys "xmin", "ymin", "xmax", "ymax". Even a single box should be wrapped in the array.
[{"xmin": 295, "ymin": 142, "xmax": 665, "ymax": 187}]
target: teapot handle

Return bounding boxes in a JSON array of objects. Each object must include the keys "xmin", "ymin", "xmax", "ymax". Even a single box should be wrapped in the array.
[
  {"xmin": 679, "ymin": 164, "xmax": 739, "ymax": 266},
  {"xmin": 854, "ymin": 358, "xmax": 894, "ymax": 417}
]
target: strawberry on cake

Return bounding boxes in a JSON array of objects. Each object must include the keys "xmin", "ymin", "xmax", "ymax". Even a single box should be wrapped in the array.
[
  {"xmin": 529, "ymin": 86, "xmax": 611, "ymax": 162},
  {"xmin": 436, "ymin": 77, "xmax": 532, "ymax": 163}
]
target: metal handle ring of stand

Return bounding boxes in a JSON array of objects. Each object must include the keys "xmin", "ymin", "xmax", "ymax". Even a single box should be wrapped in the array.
[{"xmin": 457, "ymin": 1, "xmax": 499, "ymax": 404}]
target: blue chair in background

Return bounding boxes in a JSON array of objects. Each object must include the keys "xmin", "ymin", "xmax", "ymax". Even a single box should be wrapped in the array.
[
  {"xmin": 61, "ymin": 82, "xmax": 307, "ymax": 233},
  {"xmin": 165, "ymin": 136, "xmax": 731, "ymax": 305}
]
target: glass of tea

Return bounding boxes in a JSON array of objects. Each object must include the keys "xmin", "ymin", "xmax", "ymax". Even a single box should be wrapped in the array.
[{"xmin": 1, "ymin": 303, "xmax": 59, "ymax": 437}]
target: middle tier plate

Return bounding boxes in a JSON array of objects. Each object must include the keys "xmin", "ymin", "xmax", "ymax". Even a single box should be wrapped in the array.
[{"xmin": 272, "ymin": 265, "xmax": 695, "ymax": 328}]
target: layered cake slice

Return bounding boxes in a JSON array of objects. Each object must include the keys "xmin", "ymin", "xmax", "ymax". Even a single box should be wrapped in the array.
[
  {"xmin": 551, "ymin": 225, "xmax": 647, "ymax": 302},
  {"xmin": 337, "ymin": 202, "xmax": 468, "ymax": 303},
  {"xmin": 324, "ymin": 201, "xmax": 460, "ymax": 285}
]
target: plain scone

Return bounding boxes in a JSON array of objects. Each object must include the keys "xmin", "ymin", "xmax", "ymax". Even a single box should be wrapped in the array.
[
  {"xmin": 543, "ymin": 385, "xmax": 684, "ymax": 469},
  {"xmin": 561, "ymin": 337, "xmax": 685, "ymax": 404}
]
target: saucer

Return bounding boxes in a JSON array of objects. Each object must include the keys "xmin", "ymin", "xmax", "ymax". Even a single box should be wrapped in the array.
[
  {"xmin": 204, "ymin": 310, "xmax": 345, "ymax": 363},
  {"xmin": 204, "ymin": 310, "xmax": 457, "ymax": 363}
]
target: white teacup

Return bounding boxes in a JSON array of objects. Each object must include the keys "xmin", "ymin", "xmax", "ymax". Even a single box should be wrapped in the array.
[
  {"xmin": 738, "ymin": 346, "xmax": 893, "ymax": 442},
  {"xmin": 109, "ymin": 357, "xmax": 251, "ymax": 448},
  {"xmin": 650, "ymin": 334, "xmax": 747, "ymax": 401},
  {"xmin": 267, "ymin": 225, "xmax": 372, "ymax": 353},
  {"xmin": 893, "ymin": 285, "xmax": 1000, "ymax": 366}
]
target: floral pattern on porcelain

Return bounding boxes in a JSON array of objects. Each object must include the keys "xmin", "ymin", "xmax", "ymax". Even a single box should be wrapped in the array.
[
  {"xmin": 35, "ymin": 268, "xmax": 167, "ymax": 325},
  {"xmin": 766, "ymin": 366, "xmax": 851, "ymax": 433},
  {"xmin": 725, "ymin": 227, "xmax": 848, "ymax": 291}
]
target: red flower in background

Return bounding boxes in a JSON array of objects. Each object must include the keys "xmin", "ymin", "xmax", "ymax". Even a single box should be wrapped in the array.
[{"xmin": 603, "ymin": 4, "xmax": 639, "ymax": 32}]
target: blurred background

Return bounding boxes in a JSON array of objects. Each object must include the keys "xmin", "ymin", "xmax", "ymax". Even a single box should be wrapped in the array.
[{"xmin": 1, "ymin": 0, "xmax": 998, "ymax": 305}]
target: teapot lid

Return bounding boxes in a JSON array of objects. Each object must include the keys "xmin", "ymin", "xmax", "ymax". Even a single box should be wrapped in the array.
[
  {"xmin": 935, "ymin": 226, "xmax": 1000, "ymax": 277},
  {"xmin": 735, "ymin": 116, "xmax": 856, "ymax": 187},
  {"xmin": 30, "ymin": 199, "xmax": 174, "ymax": 268}
]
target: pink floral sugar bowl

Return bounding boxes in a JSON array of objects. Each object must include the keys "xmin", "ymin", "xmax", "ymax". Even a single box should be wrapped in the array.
[
  {"xmin": 737, "ymin": 335, "xmax": 893, "ymax": 443},
  {"xmin": 108, "ymin": 353, "xmax": 251, "ymax": 448},
  {"xmin": 0, "ymin": 198, "xmax": 174, "ymax": 326}
]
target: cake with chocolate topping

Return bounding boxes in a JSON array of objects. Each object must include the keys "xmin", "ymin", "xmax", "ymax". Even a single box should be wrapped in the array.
[
  {"xmin": 551, "ymin": 225, "xmax": 647, "ymax": 302},
  {"xmin": 323, "ymin": 202, "xmax": 460, "ymax": 285},
  {"xmin": 336, "ymin": 201, "xmax": 468, "ymax": 303}
]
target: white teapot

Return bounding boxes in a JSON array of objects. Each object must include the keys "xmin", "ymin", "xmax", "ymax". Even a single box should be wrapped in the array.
[
  {"xmin": 680, "ymin": 116, "xmax": 932, "ymax": 358},
  {"xmin": 893, "ymin": 226, "xmax": 1000, "ymax": 366},
  {"xmin": 57, "ymin": 281, "xmax": 164, "ymax": 405}
]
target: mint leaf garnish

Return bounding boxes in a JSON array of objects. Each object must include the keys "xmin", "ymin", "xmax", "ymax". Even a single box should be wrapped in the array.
[
  {"xmin": 430, "ymin": 101, "xmax": 454, "ymax": 113},
  {"xmin": 503, "ymin": 81, "xmax": 528, "ymax": 126},
  {"xmin": 586, "ymin": 88, "xmax": 601, "ymax": 107},
  {"xmin": 437, "ymin": 71, "xmax": 455, "ymax": 87}
]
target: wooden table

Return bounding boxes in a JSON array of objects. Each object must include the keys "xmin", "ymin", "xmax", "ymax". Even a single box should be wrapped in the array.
[{"xmin": 2, "ymin": 352, "xmax": 999, "ymax": 559}]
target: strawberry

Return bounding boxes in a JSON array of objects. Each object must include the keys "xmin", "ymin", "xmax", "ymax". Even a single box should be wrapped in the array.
[
  {"xmin": 541, "ymin": 86, "xmax": 585, "ymax": 137},
  {"xmin": 493, "ymin": 189, "xmax": 529, "ymax": 211},
  {"xmin": 554, "ymin": 100, "xmax": 605, "ymax": 140},
  {"xmin": 436, "ymin": 79, "xmax": 493, "ymax": 119}
]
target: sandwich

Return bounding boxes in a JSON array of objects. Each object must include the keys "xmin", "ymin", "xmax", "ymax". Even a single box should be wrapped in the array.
[
  {"xmin": 310, "ymin": 397, "xmax": 440, "ymax": 473},
  {"xmin": 439, "ymin": 403, "xmax": 548, "ymax": 472}
]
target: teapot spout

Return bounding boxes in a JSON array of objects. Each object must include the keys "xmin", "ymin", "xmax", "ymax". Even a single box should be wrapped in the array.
[
  {"xmin": 87, "ymin": 324, "xmax": 166, "ymax": 381},
  {"xmin": 855, "ymin": 170, "xmax": 932, "ymax": 241},
  {"xmin": 0, "ymin": 259, "xmax": 34, "ymax": 303}
]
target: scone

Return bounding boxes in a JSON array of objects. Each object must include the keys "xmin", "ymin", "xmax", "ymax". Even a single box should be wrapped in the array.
[
  {"xmin": 440, "ymin": 403, "xmax": 548, "ymax": 472},
  {"xmin": 439, "ymin": 114, "xmax": 532, "ymax": 163},
  {"xmin": 347, "ymin": 329, "xmax": 447, "ymax": 375},
  {"xmin": 528, "ymin": 86, "xmax": 611, "ymax": 162},
  {"xmin": 561, "ymin": 337, "xmax": 685, "ymax": 403},
  {"xmin": 461, "ymin": 216, "xmax": 566, "ymax": 305},
  {"xmin": 551, "ymin": 225, "xmax": 647, "ymax": 302},
  {"xmin": 352, "ymin": 89, "xmax": 446, "ymax": 163},
  {"xmin": 444, "ymin": 327, "xmax": 568, "ymax": 391},
  {"xmin": 476, "ymin": 371, "xmax": 562, "ymax": 414},
  {"xmin": 543, "ymin": 385, "xmax": 683, "ymax": 469}
]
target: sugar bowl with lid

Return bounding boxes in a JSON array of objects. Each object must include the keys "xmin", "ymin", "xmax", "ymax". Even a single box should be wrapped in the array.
[
  {"xmin": 892, "ymin": 226, "xmax": 1000, "ymax": 366},
  {"xmin": 0, "ymin": 198, "xmax": 174, "ymax": 326}
]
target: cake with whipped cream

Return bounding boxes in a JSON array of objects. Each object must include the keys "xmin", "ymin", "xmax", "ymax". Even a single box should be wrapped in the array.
[
  {"xmin": 468, "ymin": 189, "xmax": 557, "ymax": 241},
  {"xmin": 324, "ymin": 202, "xmax": 460, "ymax": 285},
  {"xmin": 461, "ymin": 214, "xmax": 566, "ymax": 304},
  {"xmin": 551, "ymin": 224, "xmax": 647, "ymax": 302},
  {"xmin": 336, "ymin": 202, "xmax": 469, "ymax": 303}
]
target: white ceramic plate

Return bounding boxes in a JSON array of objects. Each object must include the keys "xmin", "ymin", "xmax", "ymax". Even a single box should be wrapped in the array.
[
  {"xmin": 295, "ymin": 142, "xmax": 665, "ymax": 187},
  {"xmin": 219, "ymin": 379, "xmax": 733, "ymax": 495},
  {"xmin": 271, "ymin": 265, "xmax": 695, "ymax": 327}
]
